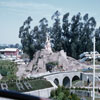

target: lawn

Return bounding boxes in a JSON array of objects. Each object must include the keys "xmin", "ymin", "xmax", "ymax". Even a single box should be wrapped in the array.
[{"xmin": 3, "ymin": 78, "xmax": 53, "ymax": 92}]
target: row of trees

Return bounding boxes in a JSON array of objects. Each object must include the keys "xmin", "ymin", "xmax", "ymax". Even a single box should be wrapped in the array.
[
  {"xmin": 0, "ymin": 43, "xmax": 21, "ymax": 49},
  {"xmin": 19, "ymin": 11, "xmax": 100, "ymax": 60}
]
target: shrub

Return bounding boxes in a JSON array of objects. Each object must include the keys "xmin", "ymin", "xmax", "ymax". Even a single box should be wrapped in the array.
[
  {"xmin": 50, "ymin": 86, "xmax": 80, "ymax": 100},
  {"xmin": 46, "ymin": 61, "xmax": 58, "ymax": 72},
  {"xmin": 0, "ymin": 68, "xmax": 7, "ymax": 76},
  {"xmin": 0, "ymin": 60, "xmax": 18, "ymax": 80}
]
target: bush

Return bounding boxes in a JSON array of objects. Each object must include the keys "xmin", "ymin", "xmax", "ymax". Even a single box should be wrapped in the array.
[
  {"xmin": 50, "ymin": 86, "xmax": 80, "ymax": 100},
  {"xmin": 46, "ymin": 61, "xmax": 58, "ymax": 72},
  {"xmin": 0, "ymin": 60, "xmax": 18, "ymax": 80},
  {"xmin": 50, "ymin": 90, "xmax": 56, "ymax": 97},
  {"xmin": 0, "ymin": 68, "xmax": 7, "ymax": 76}
]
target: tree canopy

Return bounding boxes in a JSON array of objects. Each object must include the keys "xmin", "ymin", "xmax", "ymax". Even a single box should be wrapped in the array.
[
  {"xmin": 19, "ymin": 11, "xmax": 100, "ymax": 60},
  {"xmin": 19, "ymin": 17, "xmax": 48, "ymax": 60}
]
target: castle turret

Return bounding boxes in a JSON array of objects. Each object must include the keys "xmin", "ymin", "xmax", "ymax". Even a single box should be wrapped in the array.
[{"xmin": 45, "ymin": 33, "xmax": 52, "ymax": 53}]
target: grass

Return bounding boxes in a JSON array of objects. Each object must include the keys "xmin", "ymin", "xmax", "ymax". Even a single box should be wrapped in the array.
[
  {"xmin": 72, "ymin": 80, "xmax": 85, "ymax": 87},
  {"xmin": 0, "ymin": 78, "xmax": 53, "ymax": 92},
  {"xmin": 29, "ymin": 79, "xmax": 52, "ymax": 90},
  {"xmin": 80, "ymin": 97, "xmax": 100, "ymax": 100},
  {"xmin": 72, "ymin": 80, "xmax": 81, "ymax": 85}
]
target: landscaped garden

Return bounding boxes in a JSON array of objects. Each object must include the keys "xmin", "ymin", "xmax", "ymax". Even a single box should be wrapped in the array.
[
  {"xmin": 8, "ymin": 79, "xmax": 53, "ymax": 92},
  {"xmin": 0, "ymin": 60, "xmax": 18, "ymax": 80},
  {"xmin": 0, "ymin": 60, "xmax": 53, "ymax": 92},
  {"xmin": 0, "ymin": 78, "xmax": 53, "ymax": 92}
]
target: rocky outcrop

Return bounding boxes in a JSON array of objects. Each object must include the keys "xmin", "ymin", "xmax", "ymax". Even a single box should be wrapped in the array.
[{"xmin": 26, "ymin": 49, "xmax": 88, "ymax": 73}]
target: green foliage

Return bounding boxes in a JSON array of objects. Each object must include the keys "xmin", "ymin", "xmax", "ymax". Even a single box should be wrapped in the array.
[
  {"xmin": 0, "ymin": 60, "xmax": 17, "ymax": 80},
  {"xmin": 1, "ymin": 79, "xmax": 53, "ymax": 92},
  {"xmin": 62, "ymin": 13, "xmax": 96, "ymax": 59},
  {"xmin": 46, "ymin": 61, "xmax": 58, "ymax": 72},
  {"xmin": 19, "ymin": 11, "xmax": 99, "ymax": 60},
  {"xmin": 0, "ymin": 69, "xmax": 7, "ymax": 76},
  {"xmin": 29, "ymin": 79, "xmax": 52, "ymax": 91},
  {"xmin": 50, "ymin": 11, "xmax": 97, "ymax": 59},
  {"xmin": 50, "ymin": 10, "xmax": 63, "ymax": 51},
  {"xmin": 50, "ymin": 86, "xmax": 80, "ymax": 100},
  {"xmin": 50, "ymin": 89, "xmax": 56, "ymax": 97},
  {"xmin": 95, "ymin": 27, "xmax": 100, "ymax": 53},
  {"xmin": 47, "ymin": 61, "xmax": 58, "ymax": 66},
  {"xmin": 0, "ymin": 43, "xmax": 21, "ymax": 49},
  {"xmin": 19, "ymin": 16, "xmax": 34, "ymax": 60},
  {"xmin": 19, "ymin": 17, "xmax": 48, "ymax": 60}
]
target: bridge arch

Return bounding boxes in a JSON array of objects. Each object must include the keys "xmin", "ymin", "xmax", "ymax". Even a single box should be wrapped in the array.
[
  {"xmin": 72, "ymin": 75, "xmax": 80, "ymax": 82},
  {"xmin": 54, "ymin": 78, "xmax": 59, "ymax": 86},
  {"xmin": 63, "ymin": 76, "xmax": 70, "ymax": 87}
]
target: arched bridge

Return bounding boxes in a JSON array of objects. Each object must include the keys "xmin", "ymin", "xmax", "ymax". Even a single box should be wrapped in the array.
[{"xmin": 43, "ymin": 71, "xmax": 81, "ymax": 87}]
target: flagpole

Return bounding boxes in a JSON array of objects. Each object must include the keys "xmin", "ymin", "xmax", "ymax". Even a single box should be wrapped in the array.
[{"xmin": 93, "ymin": 33, "xmax": 95, "ymax": 100}]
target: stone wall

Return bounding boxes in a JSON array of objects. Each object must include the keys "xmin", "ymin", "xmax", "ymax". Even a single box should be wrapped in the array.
[{"xmin": 24, "ymin": 87, "xmax": 56, "ymax": 98}]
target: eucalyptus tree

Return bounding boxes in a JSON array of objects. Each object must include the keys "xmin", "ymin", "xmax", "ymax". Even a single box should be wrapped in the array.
[
  {"xmin": 19, "ymin": 16, "xmax": 34, "ymax": 60},
  {"xmin": 95, "ymin": 27, "xmax": 100, "ymax": 53},
  {"xmin": 69, "ymin": 13, "xmax": 82, "ymax": 59},
  {"xmin": 19, "ymin": 17, "xmax": 48, "ymax": 60},
  {"xmin": 80, "ymin": 14, "xmax": 96, "ymax": 53},
  {"xmin": 39, "ymin": 18, "xmax": 48, "ymax": 48},
  {"xmin": 32, "ymin": 18, "xmax": 48, "ymax": 51},
  {"xmin": 62, "ymin": 12, "xmax": 71, "ymax": 56},
  {"xmin": 50, "ymin": 10, "xmax": 63, "ymax": 51},
  {"xmin": 19, "ymin": 12, "xmax": 97, "ymax": 60}
]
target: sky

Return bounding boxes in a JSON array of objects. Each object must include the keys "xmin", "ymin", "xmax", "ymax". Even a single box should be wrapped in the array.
[{"xmin": 0, "ymin": 0, "xmax": 100, "ymax": 44}]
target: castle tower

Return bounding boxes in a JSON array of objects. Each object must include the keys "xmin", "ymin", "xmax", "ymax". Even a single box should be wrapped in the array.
[{"xmin": 45, "ymin": 33, "xmax": 52, "ymax": 53}]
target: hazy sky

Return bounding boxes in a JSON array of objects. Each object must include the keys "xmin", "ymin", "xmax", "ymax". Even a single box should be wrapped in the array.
[{"xmin": 0, "ymin": 0, "xmax": 100, "ymax": 44}]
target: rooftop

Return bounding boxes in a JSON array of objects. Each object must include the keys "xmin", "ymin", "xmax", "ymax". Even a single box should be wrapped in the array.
[{"xmin": 0, "ymin": 48, "xmax": 18, "ymax": 52}]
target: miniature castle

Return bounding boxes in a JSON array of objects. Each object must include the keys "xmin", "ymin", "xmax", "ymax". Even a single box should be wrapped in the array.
[{"xmin": 45, "ymin": 32, "xmax": 52, "ymax": 53}]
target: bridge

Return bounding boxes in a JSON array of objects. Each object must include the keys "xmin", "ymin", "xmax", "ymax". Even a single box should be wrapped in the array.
[
  {"xmin": 30, "ymin": 71, "xmax": 100, "ymax": 88},
  {"xmin": 42, "ymin": 71, "xmax": 81, "ymax": 87}
]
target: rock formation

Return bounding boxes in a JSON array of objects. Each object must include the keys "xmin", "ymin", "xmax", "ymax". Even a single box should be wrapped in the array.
[
  {"xmin": 26, "ymin": 49, "xmax": 88, "ymax": 73},
  {"xmin": 25, "ymin": 33, "xmax": 88, "ymax": 74}
]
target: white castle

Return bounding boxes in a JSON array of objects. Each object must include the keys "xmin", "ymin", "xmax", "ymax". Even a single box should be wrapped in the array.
[{"xmin": 45, "ymin": 33, "xmax": 52, "ymax": 53}]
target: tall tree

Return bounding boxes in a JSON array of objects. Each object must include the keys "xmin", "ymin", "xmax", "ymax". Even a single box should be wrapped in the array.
[
  {"xmin": 62, "ymin": 12, "xmax": 71, "ymax": 56},
  {"xmin": 80, "ymin": 14, "xmax": 96, "ymax": 53},
  {"xmin": 15, "ymin": 43, "xmax": 21, "ymax": 49},
  {"xmin": 70, "ymin": 13, "xmax": 82, "ymax": 59},
  {"xmin": 39, "ymin": 18, "xmax": 48, "ymax": 48},
  {"xmin": 50, "ymin": 10, "xmax": 63, "ymax": 51},
  {"xmin": 19, "ymin": 12, "xmax": 97, "ymax": 60},
  {"xmin": 19, "ymin": 17, "xmax": 48, "ymax": 60},
  {"xmin": 95, "ymin": 27, "xmax": 100, "ymax": 53},
  {"xmin": 19, "ymin": 16, "xmax": 34, "ymax": 60}
]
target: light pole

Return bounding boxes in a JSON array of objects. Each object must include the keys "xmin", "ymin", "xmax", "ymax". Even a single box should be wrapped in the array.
[
  {"xmin": 87, "ymin": 76, "xmax": 89, "ymax": 92},
  {"xmin": 93, "ymin": 33, "xmax": 95, "ymax": 100}
]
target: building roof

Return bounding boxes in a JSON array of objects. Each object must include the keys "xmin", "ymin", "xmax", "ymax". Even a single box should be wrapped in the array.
[{"xmin": 0, "ymin": 48, "xmax": 18, "ymax": 52}]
